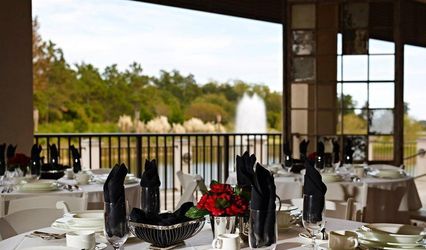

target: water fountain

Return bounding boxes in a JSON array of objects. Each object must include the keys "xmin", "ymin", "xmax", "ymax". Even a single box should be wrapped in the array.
[{"xmin": 235, "ymin": 93, "xmax": 267, "ymax": 163}]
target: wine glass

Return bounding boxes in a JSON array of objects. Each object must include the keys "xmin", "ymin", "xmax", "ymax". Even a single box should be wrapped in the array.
[
  {"xmin": 302, "ymin": 194, "xmax": 325, "ymax": 249},
  {"xmin": 104, "ymin": 201, "xmax": 129, "ymax": 250}
]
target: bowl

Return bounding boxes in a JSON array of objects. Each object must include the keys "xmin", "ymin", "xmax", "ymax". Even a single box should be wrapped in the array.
[{"xmin": 129, "ymin": 217, "xmax": 205, "ymax": 248}]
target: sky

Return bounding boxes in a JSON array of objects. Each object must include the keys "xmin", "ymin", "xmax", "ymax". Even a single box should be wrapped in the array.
[{"xmin": 32, "ymin": 0, "xmax": 426, "ymax": 120}]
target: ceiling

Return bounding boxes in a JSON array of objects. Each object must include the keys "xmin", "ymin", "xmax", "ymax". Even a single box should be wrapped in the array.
[{"xmin": 133, "ymin": 0, "xmax": 426, "ymax": 47}]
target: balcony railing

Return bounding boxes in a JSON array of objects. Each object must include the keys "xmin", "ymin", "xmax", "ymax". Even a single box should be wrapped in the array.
[
  {"xmin": 34, "ymin": 132, "xmax": 419, "ymax": 209},
  {"xmin": 34, "ymin": 132, "xmax": 283, "ymax": 210}
]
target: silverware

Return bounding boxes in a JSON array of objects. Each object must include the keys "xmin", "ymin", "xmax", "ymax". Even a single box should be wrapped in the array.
[{"xmin": 30, "ymin": 231, "xmax": 65, "ymax": 240}]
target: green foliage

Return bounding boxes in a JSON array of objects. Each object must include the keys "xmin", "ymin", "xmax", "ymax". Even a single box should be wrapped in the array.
[
  {"xmin": 32, "ymin": 18, "xmax": 283, "ymax": 132},
  {"xmin": 185, "ymin": 206, "xmax": 209, "ymax": 219}
]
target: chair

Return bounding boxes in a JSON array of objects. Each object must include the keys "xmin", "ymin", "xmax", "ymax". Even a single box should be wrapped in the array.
[
  {"xmin": 360, "ymin": 184, "xmax": 409, "ymax": 224},
  {"xmin": 283, "ymin": 197, "xmax": 357, "ymax": 220},
  {"xmin": 176, "ymin": 171, "xmax": 208, "ymax": 209},
  {"xmin": 0, "ymin": 194, "xmax": 88, "ymax": 240},
  {"xmin": 7, "ymin": 193, "xmax": 88, "ymax": 215}
]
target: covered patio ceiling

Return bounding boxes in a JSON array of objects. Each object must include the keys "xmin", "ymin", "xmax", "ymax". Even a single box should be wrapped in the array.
[{"xmin": 134, "ymin": 0, "xmax": 426, "ymax": 48}]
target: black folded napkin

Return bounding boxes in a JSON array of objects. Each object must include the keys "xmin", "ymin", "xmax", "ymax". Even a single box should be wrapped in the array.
[
  {"xmin": 303, "ymin": 160, "xmax": 327, "ymax": 222},
  {"xmin": 316, "ymin": 142, "xmax": 325, "ymax": 169},
  {"xmin": 30, "ymin": 144, "xmax": 42, "ymax": 176},
  {"xmin": 344, "ymin": 139, "xmax": 354, "ymax": 164},
  {"xmin": 6, "ymin": 144, "xmax": 16, "ymax": 160},
  {"xmin": 140, "ymin": 159, "xmax": 161, "ymax": 214},
  {"xmin": 236, "ymin": 151, "xmax": 256, "ymax": 189},
  {"xmin": 249, "ymin": 163, "xmax": 277, "ymax": 248},
  {"xmin": 283, "ymin": 141, "xmax": 293, "ymax": 168},
  {"xmin": 0, "ymin": 143, "xmax": 5, "ymax": 176},
  {"xmin": 299, "ymin": 140, "xmax": 309, "ymax": 160},
  {"xmin": 69, "ymin": 145, "xmax": 81, "ymax": 173},
  {"xmin": 103, "ymin": 163, "xmax": 128, "ymax": 237},
  {"xmin": 130, "ymin": 202, "xmax": 194, "ymax": 225},
  {"xmin": 333, "ymin": 139, "xmax": 340, "ymax": 164},
  {"xmin": 49, "ymin": 144, "xmax": 59, "ymax": 165},
  {"xmin": 140, "ymin": 159, "xmax": 161, "ymax": 188}
]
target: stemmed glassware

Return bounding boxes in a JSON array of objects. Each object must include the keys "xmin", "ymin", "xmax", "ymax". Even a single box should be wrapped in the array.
[
  {"xmin": 302, "ymin": 194, "xmax": 325, "ymax": 249},
  {"xmin": 104, "ymin": 201, "xmax": 129, "ymax": 250}
]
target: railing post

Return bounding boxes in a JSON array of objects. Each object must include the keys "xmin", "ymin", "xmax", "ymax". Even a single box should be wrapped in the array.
[
  {"xmin": 223, "ymin": 134, "xmax": 229, "ymax": 183},
  {"xmin": 136, "ymin": 136, "xmax": 142, "ymax": 177}
]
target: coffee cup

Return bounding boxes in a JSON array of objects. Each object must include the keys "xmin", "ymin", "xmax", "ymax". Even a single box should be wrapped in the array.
[
  {"xmin": 65, "ymin": 168, "xmax": 74, "ymax": 179},
  {"xmin": 329, "ymin": 230, "xmax": 358, "ymax": 250},
  {"xmin": 75, "ymin": 172, "xmax": 91, "ymax": 185},
  {"xmin": 277, "ymin": 211, "xmax": 296, "ymax": 229},
  {"xmin": 212, "ymin": 233, "xmax": 240, "ymax": 250},
  {"xmin": 66, "ymin": 230, "xmax": 96, "ymax": 250}
]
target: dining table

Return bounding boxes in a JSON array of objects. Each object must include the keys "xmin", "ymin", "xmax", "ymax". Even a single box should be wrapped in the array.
[
  {"xmin": 0, "ymin": 175, "xmax": 141, "ymax": 216},
  {"xmin": 227, "ymin": 165, "xmax": 422, "ymax": 223},
  {"xmin": 0, "ymin": 217, "xmax": 364, "ymax": 249}
]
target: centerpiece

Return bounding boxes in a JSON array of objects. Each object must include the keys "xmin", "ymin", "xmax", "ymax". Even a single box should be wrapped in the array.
[{"xmin": 186, "ymin": 181, "xmax": 249, "ymax": 239}]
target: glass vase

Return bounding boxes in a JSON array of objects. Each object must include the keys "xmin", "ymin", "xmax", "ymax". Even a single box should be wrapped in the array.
[{"xmin": 210, "ymin": 215, "xmax": 237, "ymax": 239}]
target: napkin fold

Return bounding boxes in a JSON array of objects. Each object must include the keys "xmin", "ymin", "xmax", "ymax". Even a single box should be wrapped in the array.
[
  {"xmin": 49, "ymin": 144, "xmax": 59, "ymax": 165},
  {"xmin": 303, "ymin": 160, "xmax": 327, "ymax": 222},
  {"xmin": 316, "ymin": 142, "xmax": 325, "ymax": 169},
  {"xmin": 30, "ymin": 144, "xmax": 42, "ymax": 176},
  {"xmin": 236, "ymin": 151, "xmax": 256, "ymax": 189},
  {"xmin": 0, "ymin": 143, "xmax": 5, "ymax": 175},
  {"xmin": 130, "ymin": 202, "xmax": 194, "ymax": 226},
  {"xmin": 283, "ymin": 141, "xmax": 293, "ymax": 168},
  {"xmin": 6, "ymin": 144, "xmax": 16, "ymax": 160},
  {"xmin": 333, "ymin": 139, "xmax": 340, "ymax": 164},
  {"xmin": 140, "ymin": 159, "xmax": 161, "ymax": 188},
  {"xmin": 103, "ymin": 163, "xmax": 128, "ymax": 237},
  {"xmin": 69, "ymin": 145, "xmax": 81, "ymax": 173},
  {"xmin": 299, "ymin": 140, "xmax": 309, "ymax": 160},
  {"xmin": 249, "ymin": 163, "xmax": 277, "ymax": 248},
  {"xmin": 344, "ymin": 139, "xmax": 354, "ymax": 164},
  {"xmin": 140, "ymin": 159, "xmax": 161, "ymax": 214}
]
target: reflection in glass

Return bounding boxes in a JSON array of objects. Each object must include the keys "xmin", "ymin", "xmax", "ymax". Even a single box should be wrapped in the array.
[
  {"xmin": 342, "ymin": 56, "xmax": 367, "ymax": 80},
  {"xmin": 369, "ymin": 83, "xmax": 394, "ymax": 108},
  {"xmin": 292, "ymin": 110, "xmax": 308, "ymax": 134},
  {"xmin": 368, "ymin": 136, "xmax": 394, "ymax": 161},
  {"xmin": 369, "ymin": 39, "xmax": 395, "ymax": 54},
  {"xmin": 293, "ymin": 31, "xmax": 315, "ymax": 55},
  {"xmin": 369, "ymin": 110, "xmax": 394, "ymax": 134},
  {"xmin": 343, "ymin": 3, "xmax": 369, "ymax": 29},
  {"xmin": 337, "ymin": 56, "xmax": 342, "ymax": 81},
  {"xmin": 293, "ymin": 57, "xmax": 315, "ymax": 82},
  {"xmin": 343, "ymin": 29, "xmax": 368, "ymax": 55},
  {"xmin": 344, "ymin": 136, "xmax": 367, "ymax": 162},
  {"xmin": 343, "ymin": 109, "xmax": 367, "ymax": 134},
  {"xmin": 342, "ymin": 83, "xmax": 368, "ymax": 109},
  {"xmin": 369, "ymin": 55, "xmax": 394, "ymax": 80},
  {"xmin": 292, "ymin": 4, "xmax": 316, "ymax": 29}
]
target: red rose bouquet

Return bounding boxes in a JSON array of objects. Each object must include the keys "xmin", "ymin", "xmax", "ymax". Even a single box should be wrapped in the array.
[{"xmin": 186, "ymin": 181, "xmax": 249, "ymax": 218}]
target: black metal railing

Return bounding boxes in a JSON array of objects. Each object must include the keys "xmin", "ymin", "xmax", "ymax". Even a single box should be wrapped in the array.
[{"xmin": 34, "ymin": 132, "xmax": 283, "ymax": 210}]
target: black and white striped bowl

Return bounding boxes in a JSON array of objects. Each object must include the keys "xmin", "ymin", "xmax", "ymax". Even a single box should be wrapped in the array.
[{"xmin": 129, "ymin": 217, "xmax": 205, "ymax": 248}]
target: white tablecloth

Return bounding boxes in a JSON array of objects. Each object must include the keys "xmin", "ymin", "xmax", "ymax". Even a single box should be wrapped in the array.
[
  {"xmin": 0, "ymin": 177, "xmax": 141, "ymax": 216},
  {"xmin": 0, "ymin": 218, "xmax": 364, "ymax": 249}
]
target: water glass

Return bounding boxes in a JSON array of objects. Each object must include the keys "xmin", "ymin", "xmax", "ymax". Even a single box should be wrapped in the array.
[
  {"xmin": 104, "ymin": 201, "xmax": 129, "ymax": 250},
  {"xmin": 248, "ymin": 209, "xmax": 277, "ymax": 250},
  {"xmin": 302, "ymin": 195, "xmax": 325, "ymax": 249}
]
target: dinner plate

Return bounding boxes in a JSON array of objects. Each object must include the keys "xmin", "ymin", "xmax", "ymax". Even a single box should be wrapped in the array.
[
  {"xmin": 368, "ymin": 169, "xmax": 406, "ymax": 179},
  {"xmin": 359, "ymin": 238, "xmax": 426, "ymax": 249},
  {"xmin": 20, "ymin": 247, "xmax": 80, "ymax": 250},
  {"xmin": 357, "ymin": 223, "xmax": 426, "ymax": 244},
  {"xmin": 66, "ymin": 210, "xmax": 104, "ymax": 227},
  {"xmin": 17, "ymin": 180, "xmax": 59, "ymax": 192},
  {"xmin": 321, "ymin": 173, "xmax": 343, "ymax": 183}
]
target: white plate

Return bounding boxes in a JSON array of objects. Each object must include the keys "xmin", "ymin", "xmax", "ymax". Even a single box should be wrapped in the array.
[
  {"xmin": 368, "ymin": 169, "xmax": 406, "ymax": 179},
  {"xmin": 321, "ymin": 173, "xmax": 343, "ymax": 183},
  {"xmin": 20, "ymin": 247, "xmax": 80, "ymax": 250},
  {"xmin": 358, "ymin": 223, "xmax": 426, "ymax": 244},
  {"xmin": 359, "ymin": 238, "xmax": 426, "ymax": 249},
  {"xmin": 18, "ymin": 181, "xmax": 59, "ymax": 192}
]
